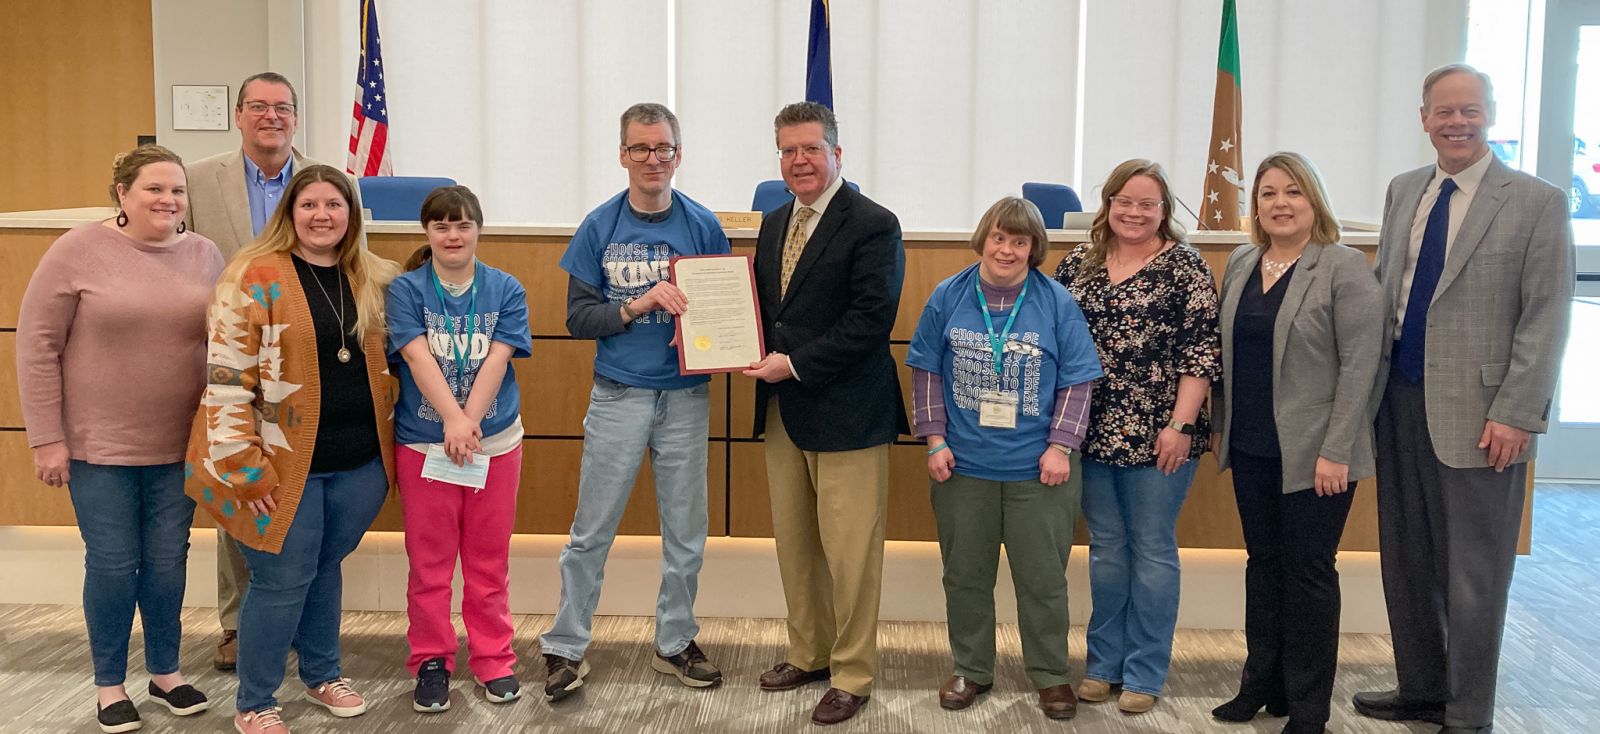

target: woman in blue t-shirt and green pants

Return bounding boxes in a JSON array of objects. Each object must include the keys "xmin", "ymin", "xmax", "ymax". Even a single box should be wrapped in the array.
[
  {"xmin": 906, "ymin": 197, "xmax": 1103, "ymax": 721},
  {"xmin": 386, "ymin": 186, "xmax": 533, "ymax": 712}
]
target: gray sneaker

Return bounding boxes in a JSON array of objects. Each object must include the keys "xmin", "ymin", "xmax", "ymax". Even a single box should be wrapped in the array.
[
  {"xmin": 650, "ymin": 640, "xmax": 723, "ymax": 688},
  {"xmin": 542, "ymin": 654, "xmax": 589, "ymax": 701}
]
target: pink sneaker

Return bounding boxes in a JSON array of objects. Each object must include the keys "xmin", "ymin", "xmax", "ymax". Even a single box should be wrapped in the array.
[
  {"xmin": 234, "ymin": 707, "xmax": 289, "ymax": 733},
  {"xmin": 304, "ymin": 678, "xmax": 368, "ymax": 717}
]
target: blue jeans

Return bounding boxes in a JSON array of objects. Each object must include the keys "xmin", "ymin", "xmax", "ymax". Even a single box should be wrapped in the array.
[
  {"xmin": 1080, "ymin": 458, "xmax": 1197, "ymax": 696},
  {"xmin": 67, "ymin": 461, "xmax": 193, "ymax": 686},
  {"xmin": 234, "ymin": 456, "xmax": 388, "ymax": 713},
  {"xmin": 541, "ymin": 377, "xmax": 709, "ymax": 660}
]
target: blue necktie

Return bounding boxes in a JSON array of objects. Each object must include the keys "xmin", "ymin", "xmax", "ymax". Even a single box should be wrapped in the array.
[{"xmin": 1396, "ymin": 177, "xmax": 1457, "ymax": 383}]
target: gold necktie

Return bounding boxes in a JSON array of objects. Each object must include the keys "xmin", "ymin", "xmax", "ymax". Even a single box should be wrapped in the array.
[{"xmin": 780, "ymin": 206, "xmax": 816, "ymax": 297}]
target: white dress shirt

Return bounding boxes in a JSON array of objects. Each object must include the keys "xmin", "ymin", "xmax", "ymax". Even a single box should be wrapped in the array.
[{"xmin": 1394, "ymin": 150, "xmax": 1494, "ymax": 331}]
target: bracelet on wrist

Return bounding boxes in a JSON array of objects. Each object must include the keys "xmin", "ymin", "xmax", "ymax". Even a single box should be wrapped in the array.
[{"xmin": 927, "ymin": 442, "xmax": 949, "ymax": 455}]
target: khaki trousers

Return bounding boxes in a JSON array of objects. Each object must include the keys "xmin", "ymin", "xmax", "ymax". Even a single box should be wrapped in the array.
[{"xmin": 763, "ymin": 399, "xmax": 889, "ymax": 696}]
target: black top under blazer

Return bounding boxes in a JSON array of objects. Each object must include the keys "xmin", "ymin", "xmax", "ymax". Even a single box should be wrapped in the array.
[{"xmin": 752, "ymin": 182, "xmax": 910, "ymax": 452}]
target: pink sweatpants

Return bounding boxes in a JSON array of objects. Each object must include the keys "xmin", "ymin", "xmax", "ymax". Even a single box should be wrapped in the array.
[{"xmin": 397, "ymin": 444, "xmax": 521, "ymax": 681}]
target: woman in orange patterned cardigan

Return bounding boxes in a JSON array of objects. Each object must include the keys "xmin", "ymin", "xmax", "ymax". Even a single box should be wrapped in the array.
[{"xmin": 185, "ymin": 165, "xmax": 398, "ymax": 734}]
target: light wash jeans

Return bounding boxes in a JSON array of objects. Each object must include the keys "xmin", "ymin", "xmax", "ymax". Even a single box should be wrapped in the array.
[
  {"xmin": 1080, "ymin": 458, "xmax": 1198, "ymax": 696},
  {"xmin": 540, "ymin": 375, "xmax": 710, "ymax": 660},
  {"xmin": 234, "ymin": 456, "xmax": 388, "ymax": 713},
  {"xmin": 67, "ymin": 461, "xmax": 193, "ymax": 686}
]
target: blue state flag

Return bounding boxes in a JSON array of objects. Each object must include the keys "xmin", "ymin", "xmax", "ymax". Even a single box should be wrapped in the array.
[{"xmin": 805, "ymin": 0, "xmax": 832, "ymax": 109}]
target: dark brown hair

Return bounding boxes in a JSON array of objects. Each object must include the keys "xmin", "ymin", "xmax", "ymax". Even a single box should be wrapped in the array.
[{"xmin": 407, "ymin": 185, "xmax": 486, "ymax": 271}]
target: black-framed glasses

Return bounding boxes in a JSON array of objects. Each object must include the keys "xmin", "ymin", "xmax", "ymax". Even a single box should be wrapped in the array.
[
  {"xmin": 243, "ymin": 101, "xmax": 297, "ymax": 118},
  {"xmin": 624, "ymin": 144, "xmax": 679, "ymax": 162}
]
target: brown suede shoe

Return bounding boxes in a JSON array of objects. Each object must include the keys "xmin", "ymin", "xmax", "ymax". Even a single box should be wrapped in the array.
[
  {"xmin": 1039, "ymin": 683, "xmax": 1079, "ymax": 720},
  {"xmin": 811, "ymin": 688, "xmax": 869, "ymax": 725},
  {"xmin": 938, "ymin": 676, "xmax": 992, "ymax": 710},
  {"xmin": 213, "ymin": 629, "xmax": 238, "ymax": 672},
  {"xmin": 758, "ymin": 662, "xmax": 830, "ymax": 691}
]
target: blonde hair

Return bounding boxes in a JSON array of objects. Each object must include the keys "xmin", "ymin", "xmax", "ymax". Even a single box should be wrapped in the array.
[
  {"xmin": 1078, "ymin": 159, "xmax": 1186, "ymax": 283},
  {"xmin": 216, "ymin": 164, "xmax": 397, "ymax": 339},
  {"xmin": 1250, "ymin": 151, "xmax": 1340, "ymax": 248},
  {"xmin": 970, "ymin": 196, "xmax": 1049, "ymax": 269}
]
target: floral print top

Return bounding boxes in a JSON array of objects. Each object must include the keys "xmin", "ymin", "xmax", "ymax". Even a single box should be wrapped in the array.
[{"xmin": 1054, "ymin": 242, "xmax": 1221, "ymax": 467}]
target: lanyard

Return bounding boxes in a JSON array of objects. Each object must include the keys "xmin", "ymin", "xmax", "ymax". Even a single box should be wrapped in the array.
[
  {"xmin": 431, "ymin": 260, "xmax": 480, "ymax": 397},
  {"xmin": 975, "ymin": 274, "xmax": 1028, "ymax": 376}
]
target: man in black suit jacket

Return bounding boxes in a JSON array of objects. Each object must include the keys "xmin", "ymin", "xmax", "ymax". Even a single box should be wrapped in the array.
[{"xmin": 744, "ymin": 102, "xmax": 907, "ymax": 726}]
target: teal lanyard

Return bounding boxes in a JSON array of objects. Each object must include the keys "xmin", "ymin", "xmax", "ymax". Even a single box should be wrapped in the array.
[
  {"xmin": 975, "ymin": 275, "xmax": 1028, "ymax": 376},
  {"xmin": 431, "ymin": 261, "xmax": 480, "ymax": 400}
]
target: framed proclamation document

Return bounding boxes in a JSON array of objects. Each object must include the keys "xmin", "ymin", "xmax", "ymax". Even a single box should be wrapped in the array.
[{"xmin": 670, "ymin": 254, "xmax": 766, "ymax": 375}]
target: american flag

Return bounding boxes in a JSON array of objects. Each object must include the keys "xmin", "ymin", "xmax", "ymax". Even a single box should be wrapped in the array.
[{"xmin": 346, "ymin": 0, "xmax": 392, "ymax": 176}]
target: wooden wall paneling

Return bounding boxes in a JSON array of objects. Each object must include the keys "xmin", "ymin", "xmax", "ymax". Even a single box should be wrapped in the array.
[
  {"xmin": 0, "ymin": 431, "xmax": 76, "ymax": 525},
  {"xmin": 0, "ymin": 333, "xmax": 20, "ymax": 427},
  {"xmin": 514, "ymin": 340, "xmax": 596, "ymax": 437},
  {"xmin": 0, "ymin": 3, "xmax": 155, "ymax": 212},
  {"xmin": 0, "ymin": 230, "xmax": 58, "ymax": 327},
  {"xmin": 895, "ymin": 243, "xmax": 980, "ymax": 341}
]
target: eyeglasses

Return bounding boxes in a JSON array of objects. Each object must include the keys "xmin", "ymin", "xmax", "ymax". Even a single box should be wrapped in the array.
[
  {"xmin": 243, "ymin": 101, "xmax": 297, "ymax": 118},
  {"xmin": 624, "ymin": 144, "xmax": 679, "ymax": 162},
  {"xmin": 1110, "ymin": 196, "xmax": 1163, "ymax": 212},
  {"xmin": 777, "ymin": 144, "xmax": 829, "ymax": 161}
]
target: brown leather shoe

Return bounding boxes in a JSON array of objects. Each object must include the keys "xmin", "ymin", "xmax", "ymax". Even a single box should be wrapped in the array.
[
  {"xmin": 811, "ymin": 688, "xmax": 869, "ymax": 725},
  {"xmin": 758, "ymin": 662, "xmax": 830, "ymax": 691},
  {"xmin": 213, "ymin": 629, "xmax": 238, "ymax": 672},
  {"xmin": 938, "ymin": 676, "xmax": 992, "ymax": 710},
  {"xmin": 1039, "ymin": 683, "xmax": 1079, "ymax": 720}
]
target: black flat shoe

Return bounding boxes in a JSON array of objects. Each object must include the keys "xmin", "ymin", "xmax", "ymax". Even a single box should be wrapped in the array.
[
  {"xmin": 147, "ymin": 681, "xmax": 210, "ymax": 716},
  {"xmin": 97, "ymin": 699, "xmax": 142, "ymax": 733}
]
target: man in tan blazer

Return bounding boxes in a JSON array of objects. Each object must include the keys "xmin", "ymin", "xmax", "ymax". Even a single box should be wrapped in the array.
[
  {"xmin": 184, "ymin": 71, "xmax": 357, "ymax": 671},
  {"xmin": 1354, "ymin": 64, "xmax": 1574, "ymax": 734}
]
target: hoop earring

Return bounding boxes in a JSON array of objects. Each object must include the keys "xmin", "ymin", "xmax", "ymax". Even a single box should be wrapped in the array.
[
  {"xmin": 115, "ymin": 211, "xmax": 128, "ymax": 227},
  {"xmin": 177, "ymin": 220, "xmax": 186, "ymax": 234}
]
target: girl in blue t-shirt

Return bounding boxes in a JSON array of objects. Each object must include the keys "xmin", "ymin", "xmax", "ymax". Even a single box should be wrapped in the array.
[{"xmin": 386, "ymin": 186, "xmax": 532, "ymax": 713}]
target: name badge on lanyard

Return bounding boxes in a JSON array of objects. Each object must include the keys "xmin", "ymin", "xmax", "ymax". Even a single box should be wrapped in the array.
[{"xmin": 975, "ymin": 275, "xmax": 1027, "ymax": 430}]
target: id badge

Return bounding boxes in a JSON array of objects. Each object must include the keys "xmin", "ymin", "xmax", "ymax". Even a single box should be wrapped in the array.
[
  {"xmin": 420, "ymin": 443, "xmax": 490, "ymax": 489},
  {"xmin": 978, "ymin": 390, "xmax": 1019, "ymax": 429}
]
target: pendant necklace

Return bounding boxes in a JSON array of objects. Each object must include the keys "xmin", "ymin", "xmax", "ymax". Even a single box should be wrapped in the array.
[
  {"xmin": 307, "ymin": 263, "xmax": 353, "ymax": 363},
  {"xmin": 1261, "ymin": 253, "xmax": 1300, "ymax": 281}
]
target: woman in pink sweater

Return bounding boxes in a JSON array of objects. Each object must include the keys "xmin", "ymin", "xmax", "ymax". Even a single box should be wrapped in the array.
[{"xmin": 16, "ymin": 145, "xmax": 224, "ymax": 733}]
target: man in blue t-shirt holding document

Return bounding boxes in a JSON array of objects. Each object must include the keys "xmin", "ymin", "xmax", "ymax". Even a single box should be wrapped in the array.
[{"xmin": 539, "ymin": 103, "xmax": 732, "ymax": 701}]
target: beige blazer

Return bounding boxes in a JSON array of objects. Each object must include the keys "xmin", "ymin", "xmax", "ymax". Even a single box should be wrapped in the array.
[
  {"xmin": 184, "ymin": 148, "xmax": 362, "ymax": 261},
  {"xmin": 1213, "ymin": 242, "xmax": 1384, "ymax": 491}
]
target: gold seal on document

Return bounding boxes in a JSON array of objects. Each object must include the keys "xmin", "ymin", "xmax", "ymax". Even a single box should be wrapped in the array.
[{"xmin": 694, "ymin": 335, "xmax": 712, "ymax": 351}]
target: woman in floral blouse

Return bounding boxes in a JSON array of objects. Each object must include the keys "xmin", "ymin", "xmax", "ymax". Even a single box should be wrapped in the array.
[{"xmin": 1053, "ymin": 159, "xmax": 1221, "ymax": 715}]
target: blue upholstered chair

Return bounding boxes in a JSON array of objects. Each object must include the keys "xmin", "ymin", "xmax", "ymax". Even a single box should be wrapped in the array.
[
  {"xmin": 750, "ymin": 179, "xmax": 862, "ymax": 214},
  {"xmin": 357, "ymin": 176, "xmax": 458, "ymax": 221},
  {"xmin": 1021, "ymin": 182, "xmax": 1084, "ymax": 228}
]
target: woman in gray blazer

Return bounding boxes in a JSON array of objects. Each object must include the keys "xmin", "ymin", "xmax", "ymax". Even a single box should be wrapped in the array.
[{"xmin": 1210, "ymin": 152, "xmax": 1382, "ymax": 734}]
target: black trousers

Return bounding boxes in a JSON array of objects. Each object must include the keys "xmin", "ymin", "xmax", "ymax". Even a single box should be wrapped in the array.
[{"xmin": 1228, "ymin": 449, "xmax": 1355, "ymax": 724}]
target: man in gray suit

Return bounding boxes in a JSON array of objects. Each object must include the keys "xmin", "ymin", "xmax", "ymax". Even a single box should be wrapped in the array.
[
  {"xmin": 184, "ymin": 71, "xmax": 356, "ymax": 671},
  {"xmin": 1354, "ymin": 64, "xmax": 1574, "ymax": 734}
]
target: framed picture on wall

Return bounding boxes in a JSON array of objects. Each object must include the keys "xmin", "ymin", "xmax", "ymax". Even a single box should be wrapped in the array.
[{"xmin": 172, "ymin": 85, "xmax": 230, "ymax": 131}]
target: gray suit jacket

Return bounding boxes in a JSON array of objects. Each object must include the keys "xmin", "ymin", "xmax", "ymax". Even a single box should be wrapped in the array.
[
  {"xmin": 1374, "ymin": 156, "xmax": 1575, "ymax": 468},
  {"xmin": 185, "ymin": 148, "xmax": 360, "ymax": 261},
  {"xmin": 1214, "ymin": 242, "xmax": 1384, "ymax": 491}
]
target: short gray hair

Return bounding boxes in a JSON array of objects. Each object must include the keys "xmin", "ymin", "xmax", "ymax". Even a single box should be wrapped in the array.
[
  {"xmin": 1421, "ymin": 63, "xmax": 1495, "ymax": 111},
  {"xmin": 236, "ymin": 72, "xmax": 298, "ymax": 112},
  {"xmin": 773, "ymin": 102, "xmax": 838, "ymax": 147},
  {"xmin": 619, "ymin": 103, "xmax": 680, "ymax": 146}
]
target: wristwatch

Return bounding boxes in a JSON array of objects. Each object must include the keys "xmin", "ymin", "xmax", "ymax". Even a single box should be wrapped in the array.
[
  {"xmin": 1050, "ymin": 443, "xmax": 1074, "ymax": 456},
  {"xmin": 621, "ymin": 297, "xmax": 640, "ymax": 319},
  {"xmin": 1168, "ymin": 419, "xmax": 1196, "ymax": 435}
]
